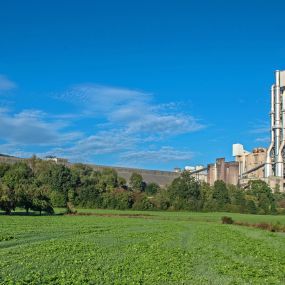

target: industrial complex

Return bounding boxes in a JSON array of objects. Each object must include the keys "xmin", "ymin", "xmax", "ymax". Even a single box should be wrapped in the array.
[
  {"xmin": 186, "ymin": 70, "xmax": 285, "ymax": 192},
  {"xmin": 0, "ymin": 70, "xmax": 285, "ymax": 192}
]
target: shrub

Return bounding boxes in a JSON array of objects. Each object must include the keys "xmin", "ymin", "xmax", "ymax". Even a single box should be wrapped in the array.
[{"xmin": 221, "ymin": 216, "xmax": 234, "ymax": 224}]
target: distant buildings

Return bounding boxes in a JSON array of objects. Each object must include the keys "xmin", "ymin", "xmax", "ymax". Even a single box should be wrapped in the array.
[{"xmin": 44, "ymin": 156, "xmax": 68, "ymax": 164}]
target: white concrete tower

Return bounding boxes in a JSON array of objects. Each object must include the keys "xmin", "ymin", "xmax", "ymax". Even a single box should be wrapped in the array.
[{"xmin": 265, "ymin": 70, "xmax": 285, "ymax": 178}]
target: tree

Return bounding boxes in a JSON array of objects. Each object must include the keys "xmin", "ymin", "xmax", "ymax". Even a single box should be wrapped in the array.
[
  {"xmin": 0, "ymin": 163, "xmax": 10, "ymax": 178},
  {"xmin": 31, "ymin": 186, "xmax": 54, "ymax": 215},
  {"xmin": 35, "ymin": 162, "xmax": 75, "ymax": 206},
  {"xmin": 118, "ymin": 176, "xmax": 127, "ymax": 189},
  {"xmin": 152, "ymin": 191, "xmax": 170, "ymax": 210},
  {"xmin": 0, "ymin": 184, "xmax": 16, "ymax": 214},
  {"xmin": 248, "ymin": 180, "xmax": 276, "ymax": 214},
  {"xmin": 213, "ymin": 180, "xmax": 230, "ymax": 209},
  {"xmin": 16, "ymin": 184, "xmax": 34, "ymax": 214},
  {"xmin": 98, "ymin": 168, "xmax": 118, "ymax": 192},
  {"xmin": 169, "ymin": 172, "xmax": 200, "ymax": 200},
  {"xmin": 200, "ymin": 182, "xmax": 217, "ymax": 211},
  {"xmin": 168, "ymin": 171, "xmax": 201, "ymax": 210},
  {"xmin": 145, "ymin": 182, "xmax": 160, "ymax": 195},
  {"xmin": 132, "ymin": 193, "xmax": 154, "ymax": 210},
  {"xmin": 129, "ymin": 172, "xmax": 144, "ymax": 192},
  {"xmin": 2, "ymin": 162, "xmax": 33, "ymax": 189},
  {"xmin": 101, "ymin": 189, "xmax": 133, "ymax": 210},
  {"xmin": 246, "ymin": 200, "xmax": 257, "ymax": 214},
  {"xmin": 227, "ymin": 184, "xmax": 246, "ymax": 213}
]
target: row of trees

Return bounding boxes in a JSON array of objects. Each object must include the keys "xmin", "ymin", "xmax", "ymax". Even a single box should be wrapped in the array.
[
  {"xmin": 165, "ymin": 172, "xmax": 278, "ymax": 214},
  {"xmin": 0, "ymin": 158, "xmax": 284, "ymax": 215},
  {"xmin": 0, "ymin": 159, "xmax": 159, "ymax": 214}
]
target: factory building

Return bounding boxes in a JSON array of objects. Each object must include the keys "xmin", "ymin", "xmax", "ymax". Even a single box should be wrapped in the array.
[
  {"xmin": 207, "ymin": 158, "xmax": 239, "ymax": 186},
  {"xmin": 231, "ymin": 70, "xmax": 285, "ymax": 192},
  {"xmin": 263, "ymin": 70, "xmax": 285, "ymax": 191},
  {"xmin": 191, "ymin": 70, "xmax": 285, "ymax": 192},
  {"xmin": 233, "ymin": 144, "xmax": 266, "ymax": 179}
]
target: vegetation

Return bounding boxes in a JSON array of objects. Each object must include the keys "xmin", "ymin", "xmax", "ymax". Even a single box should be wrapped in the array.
[
  {"xmin": 0, "ymin": 158, "xmax": 284, "ymax": 215},
  {"xmin": 0, "ymin": 210, "xmax": 285, "ymax": 284},
  {"xmin": 221, "ymin": 216, "xmax": 234, "ymax": 224}
]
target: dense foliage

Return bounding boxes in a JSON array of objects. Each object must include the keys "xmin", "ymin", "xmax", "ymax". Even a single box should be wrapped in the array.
[{"xmin": 0, "ymin": 158, "xmax": 284, "ymax": 215}]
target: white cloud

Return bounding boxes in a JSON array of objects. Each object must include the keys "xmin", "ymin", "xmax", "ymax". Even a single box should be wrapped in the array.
[
  {"xmin": 255, "ymin": 137, "xmax": 270, "ymax": 143},
  {"xmin": 48, "ymin": 84, "xmax": 205, "ymax": 164},
  {"xmin": 0, "ymin": 84, "xmax": 204, "ymax": 167},
  {"xmin": 0, "ymin": 75, "xmax": 16, "ymax": 92},
  {"xmin": 249, "ymin": 121, "xmax": 270, "ymax": 145},
  {"xmin": 40, "ymin": 130, "xmax": 138, "ymax": 162},
  {"xmin": 0, "ymin": 109, "xmax": 81, "ymax": 146},
  {"xmin": 126, "ymin": 113, "xmax": 203, "ymax": 136},
  {"xmin": 249, "ymin": 121, "xmax": 269, "ymax": 134},
  {"xmin": 57, "ymin": 84, "xmax": 205, "ymax": 139},
  {"xmin": 120, "ymin": 147, "xmax": 194, "ymax": 163},
  {"xmin": 56, "ymin": 84, "xmax": 150, "ymax": 114}
]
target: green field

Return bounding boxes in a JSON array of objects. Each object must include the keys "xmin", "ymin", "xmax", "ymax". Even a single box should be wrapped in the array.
[{"xmin": 1, "ymin": 210, "xmax": 285, "ymax": 284}]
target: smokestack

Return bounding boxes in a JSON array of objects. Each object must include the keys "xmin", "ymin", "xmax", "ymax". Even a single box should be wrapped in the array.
[{"xmin": 265, "ymin": 70, "xmax": 285, "ymax": 178}]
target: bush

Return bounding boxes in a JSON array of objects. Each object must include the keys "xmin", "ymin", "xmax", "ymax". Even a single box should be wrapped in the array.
[
  {"xmin": 132, "ymin": 193, "xmax": 154, "ymax": 210},
  {"xmin": 221, "ymin": 216, "xmax": 234, "ymax": 224}
]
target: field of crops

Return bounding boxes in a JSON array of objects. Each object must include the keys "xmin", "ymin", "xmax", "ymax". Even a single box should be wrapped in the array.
[{"xmin": 1, "ymin": 210, "xmax": 285, "ymax": 284}]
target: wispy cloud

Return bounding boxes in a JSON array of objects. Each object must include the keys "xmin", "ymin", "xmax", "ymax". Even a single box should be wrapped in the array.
[
  {"xmin": 125, "ymin": 113, "xmax": 202, "ymax": 137},
  {"xmin": 255, "ymin": 137, "xmax": 270, "ymax": 143},
  {"xmin": 248, "ymin": 120, "xmax": 270, "ymax": 146},
  {"xmin": 57, "ymin": 84, "xmax": 205, "ymax": 139},
  {"xmin": 47, "ymin": 131, "xmax": 138, "ymax": 161},
  {"xmin": 249, "ymin": 121, "xmax": 269, "ymax": 134},
  {"xmin": 0, "ymin": 109, "xmax": 81, "ymax": 146},
  {"xmin": 1, "ymin": 83, "xmax": 205, "ymax": 167},
  {"xmin": 56, "ymin": 84, "xmax": 150, "ymax": 115},
  {"xmin": 0, "ymin": 75, "xmax": 16, "ymax": 93},
  {"xmin": 50, "ymin": 84, "xmax": 206, "ymax": 164},
  {"xmin": 120, "ymin": 147, "xmax": 194, "ymax": 163}
]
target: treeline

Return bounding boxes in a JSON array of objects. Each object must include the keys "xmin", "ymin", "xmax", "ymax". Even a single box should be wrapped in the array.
[{"xmin": 0, "ymin": 158, "xmax": 284, "ymax": 215}]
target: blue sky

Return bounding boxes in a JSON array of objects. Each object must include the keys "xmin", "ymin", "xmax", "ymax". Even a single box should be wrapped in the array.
[{"xmin": 0, "ymin": 0, "xmax": 285, "ymax": 170}]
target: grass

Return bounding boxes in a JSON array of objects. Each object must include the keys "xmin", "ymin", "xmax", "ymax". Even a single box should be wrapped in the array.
[{"xmin": 0, "ymin": 209, "xmax": 285, "ymax": 284}]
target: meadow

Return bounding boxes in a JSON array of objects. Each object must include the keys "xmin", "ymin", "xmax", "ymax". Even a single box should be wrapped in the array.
[{"xmin": 1, "ymin": 209, "xmax": 285, "ymax": 284}]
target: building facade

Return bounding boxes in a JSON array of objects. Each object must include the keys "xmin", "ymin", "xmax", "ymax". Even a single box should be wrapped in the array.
[{"xmin": 207, "ymin": 158, "xmax": 239, "ymax": 186}]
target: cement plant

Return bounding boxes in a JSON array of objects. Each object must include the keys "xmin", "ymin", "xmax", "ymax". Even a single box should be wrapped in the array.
[{"xmin": 184, "ymin": 69, "xmax": 285, "ymax": 192}]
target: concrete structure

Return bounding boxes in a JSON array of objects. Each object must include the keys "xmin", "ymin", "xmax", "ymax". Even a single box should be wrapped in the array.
[
  {"xmin": 232, "ymin": 143, "xmax": 285, "ymax": 191},
  {"xmin": 231, "ymin": 70, "xmax": 285, "ymax": 192},
  {"xmin": 185, "ymin": 165, "xmax": 208, "ymax": 183},
  {"xmin": 0, "ymin": 153, "xmax": 180, "ymax": 187},
  {"xmin": 88, "ymin": 164, "xmax": 180, "ymax": 187},
  {"xmin": 233, "ymin": 144, "xmax": 266, "ymax": 179},
  {"xmin": 207, "ymin": 158, "xmax": 239, "ymax": 186},
  {"xmin": 265, "ymin": 70, "xmax": 285, "ymax": 179}
]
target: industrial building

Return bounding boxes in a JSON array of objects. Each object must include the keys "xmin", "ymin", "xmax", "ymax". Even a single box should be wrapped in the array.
[
  {"xmin": 234, "ymin": 70, "xmax": 285, "ymax": 192},
  {"xmin": 207, "ymin": 158, "xmax": 239, "ymax": 186},
  {"xmin": 187, "ymin": 70, "xmax": 285, "ymax": 192}
]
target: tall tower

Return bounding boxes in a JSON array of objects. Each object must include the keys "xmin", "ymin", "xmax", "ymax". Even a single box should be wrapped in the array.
[{"xmin": 265, "ymin": 70, "xmax": 285, "ymax": 178}]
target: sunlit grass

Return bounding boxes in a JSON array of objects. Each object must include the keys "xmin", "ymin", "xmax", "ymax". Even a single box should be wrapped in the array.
[{"xmin": 1, "ymin": 209, "xmax": 285, "ymax": 284}]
